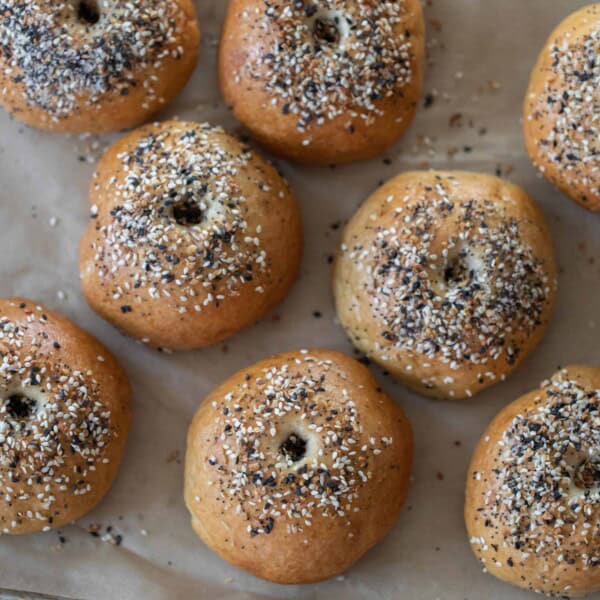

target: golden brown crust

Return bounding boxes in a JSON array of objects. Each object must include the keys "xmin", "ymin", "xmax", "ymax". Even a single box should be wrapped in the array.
[
  {"xmin": 465, "ymin": 365, "xmax": 600, "ymax": 597},
  {"xmin": 334, "ymin": 171, "xmax": 558, "ymax": 400},
  {"xmin": 0, "ymin": 297, "xmax": 131, "ymax": 535},
  {"xmin": 523, "ymin": 4, "xmax": 600, "ymax": 212},
  {"xmin": 0, "ymin": 0, "xmax": 200, "ymax": 133},
  {"xmin": 218, "ymin": 0, "xmax": 425, "ymax": 165},
  {"xmin": 79, "ymin": 121, "xmax": 303, "ymax": 350},
  {"xmin": 184, "ymin": 349, "xmax": 413, "ymax": 583}
]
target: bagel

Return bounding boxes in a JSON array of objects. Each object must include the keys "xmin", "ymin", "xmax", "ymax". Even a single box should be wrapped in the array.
[
  {"xmin": 0, "ymin": 298, "xmax": 131, "ymax": 535},
  {"xmin": 0, "ymin": 0, "xmax": 200, "ymax": 132},
  {"xmin": 79, "ymin": 121, "xmax": 303, "ymax": 350},
  {"xmin": 466, "ymin": 365, "xmax": 600, "ymax": 597},
  {"xmin": 524, "ymin": 4, "xmax": 600, "ymax": 211},
  {"xmin": 184, "ymin": 349, "xmax": 413, "ymax": 583},
  {"xmin": 219, "ymin": 0, "xmax": 425, "ymax": 164},
  {"xmin": 334, "ymin": 171, "xmax": 558, "ymax": 399}
]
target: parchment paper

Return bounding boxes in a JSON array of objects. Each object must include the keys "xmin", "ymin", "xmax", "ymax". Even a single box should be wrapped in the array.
[{"xmin": 0, "ymin": 1, "xmax": 598, "ymax": 598}]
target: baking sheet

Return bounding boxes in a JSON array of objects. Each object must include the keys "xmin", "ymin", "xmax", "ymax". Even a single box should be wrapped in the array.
[{"xmin": 0, "ymin": 1, "xmax": 598, "ymax": 598}]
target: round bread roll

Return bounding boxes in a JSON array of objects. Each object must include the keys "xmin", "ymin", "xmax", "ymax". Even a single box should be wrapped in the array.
[
  {"xmin": 465, "ymin": 365, "xmax": 600, "ymax": 597},
  {"xmin": 334, "ymin": 171, "xmax": 558, "ymax": 400},
  {"xmin": 219, "ymin": 0, "xmax": 425, "ymax": 165},
  {"xmin": 184, "ymin": 349, "xmax": 413, "ymax": 583},
  {"xmin": 0, "ymin": 0, "xmax": 200, "ymax": 133},
  {"xmin": 79, "ymin": 121, "xmax": 303, "ymax": 350},
  {"xmin": 0, "ymin": 298, "xmax": 131, "ymax": 535},
  {"xmin": 523, "ymin": 4, "xmax": 600, "ymax": 212}
]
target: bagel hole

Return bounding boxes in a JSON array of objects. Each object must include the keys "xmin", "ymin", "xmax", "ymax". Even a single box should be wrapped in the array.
[
  {"xmin": 313, "ymin": 17, "xmax": 341, "ymax": 46},
  {"xmin": 5, "ymin": 394, "xmax": 37, "ymax": 420},
  {"xmin": 77, "ymin": 0, "xmax": 100, "ymax": 25},
  {"xmin": 172, "ymin": 199, "xmax": 204, "ymax": 226},
  {"xmin": 574, "ymin": 456, "xmax": 600, "ymax": 491},
  {"xmin": 280, "ymin": 433, "xmax": 307, "ymax": 463},
  {"xmin": 444, "ymin": 253, "xmax": 472, "ymax": 286}
]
